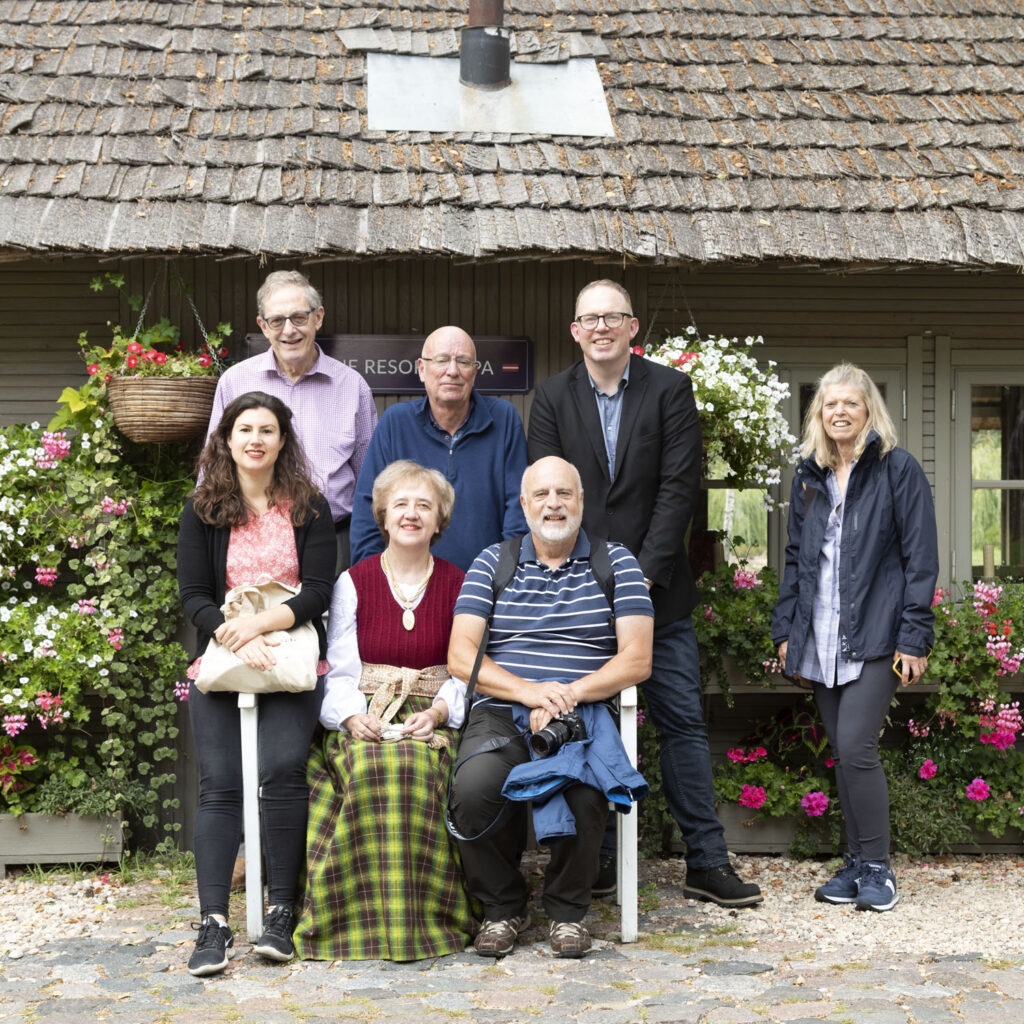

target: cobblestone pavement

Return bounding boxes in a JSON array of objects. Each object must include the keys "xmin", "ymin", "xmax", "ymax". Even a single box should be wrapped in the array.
[{"xmin": 1, "ymin": 856, "xmax": 1022, "ymax": 1024}]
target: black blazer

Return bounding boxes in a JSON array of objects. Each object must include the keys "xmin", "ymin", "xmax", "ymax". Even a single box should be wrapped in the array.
[{"xmin": 528, "ymin": 354, "xmax": 702, "ymax": 626}]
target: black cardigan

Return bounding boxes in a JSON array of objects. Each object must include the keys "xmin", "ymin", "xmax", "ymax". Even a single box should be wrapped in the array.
[{"xmin": 177, "ymin": 494, "xmax": 335, "ymax": 661}]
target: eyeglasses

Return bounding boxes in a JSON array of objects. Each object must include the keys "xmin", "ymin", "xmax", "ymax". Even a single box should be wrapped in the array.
[
  {"xmin": 420, "ymin": 355, "xmax": 481, "ymax": 371},
  {"xmin": 575, "ymin": 311, "xmax": 633, "ymax": 330},
  {"xmin": 262, "ymin": 308, "xmax": 317, "ymax": 331}
]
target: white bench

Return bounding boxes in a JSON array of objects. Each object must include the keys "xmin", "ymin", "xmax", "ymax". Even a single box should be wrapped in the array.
[
  {"xmin": 238, "ymin": 687, "xmax": 642, "ymax": 944},
  {"xmin": 616, "ymin": 684, "xmax": 639, "ymax": 943}
]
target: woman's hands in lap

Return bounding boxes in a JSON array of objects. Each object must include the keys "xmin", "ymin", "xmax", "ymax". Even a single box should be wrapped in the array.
[
  {"xmin": 234, "ymin": 635, "xmax": 279, "ymax": 671},
  {"xmin": 215, "ymin": 614, "xmax": 274, "ymax": 653}
]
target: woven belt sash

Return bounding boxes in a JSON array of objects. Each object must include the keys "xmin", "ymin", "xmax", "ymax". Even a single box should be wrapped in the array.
[{"xmin": 358, "ymin": 662, "xmax": 450, "ymax": 749}]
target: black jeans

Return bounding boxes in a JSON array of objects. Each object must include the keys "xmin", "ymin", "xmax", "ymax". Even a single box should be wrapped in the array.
[
  {"xmin": 449, "ymin": 704, "xmax": 606, "ymax": 924},
  {"xmin": 188, "ymin": 678, "xmax": 324, "ymax": 918}
]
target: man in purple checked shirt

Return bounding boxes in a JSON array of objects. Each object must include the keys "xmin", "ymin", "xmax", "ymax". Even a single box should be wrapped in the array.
[{"xmin": 207, "ymin": 270, "xmax": 377, "ymax": 576}]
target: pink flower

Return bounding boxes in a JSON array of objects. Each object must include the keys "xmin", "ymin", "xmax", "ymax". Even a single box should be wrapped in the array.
[
  {"xmin": 174, "ymin": 679, "xmax": 190, "ymax": 702},
  {"xmin": 198, "ymin": 353, "xmax": 212, "ymax": 367},
  {"xmin": 75, "ymin": 599, "xmax": 98, "ymax": 615},
  {"xmin": 3, "ymin": 715, "xmax": 28, "ymax": 738},
  {"xmin": 733, "ymin": 569, "xmax": 759, "ymax": 590},
  {"xmin": 824, "ymin": 757, "xmax": 835, "ymax": 768},
  {"xmin": 153, "ymin": 351, "xmax": 168, "ymax": 365},
  {"xmin": 126, "ymin": 341, "xmax": 143, "ymax": 355},
  {"xmin": 631, "ymin": 345, "xmax": 644, "ymax": 355},
  {"xmin": 919, "ymin": 759, "xmax": 937, "ymax": 779},
  {"xmin": 87, "ymin": 363, "xmax": 100, "ymax": 375},
  {"xmin": 966, "ymin": 777, "xmax": 991, "ymax": 801},
  {"xmin": 125, "ymin": 355, "xmax": 138, "ymax": 369},
  {"xmin": 107, "ymin": 627, "xmax": 124, "ymax": 650},
  {"xmin": 727, "ymin": 747, "xmax": 746, "ymax": 762},
  {"xmin": 35, "ymin": 566, "xmax": 57, "ymax": 587},
  {"xmin": 635, "ymin": 709, "xmax": 645, "ymax": 727},
  {"xmin": 738, "ymin": 785, "xmax": 766, "ymax": 809},
  {"xmin": 801, "ymin": 790, "xmax": 829, "ymax": 817}
]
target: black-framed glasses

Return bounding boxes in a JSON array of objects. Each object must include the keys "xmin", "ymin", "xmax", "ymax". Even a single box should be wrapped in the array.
[
  {"xmin": 262, "ymin": 308, "xmax": 317, "ymax": 331},
  {"xmin": 575, "ymin": 311, "xmax": 632, "ymax": 330},
  {"xmin": 420, "ymin": 354, "xmax": 481, "ymax": 371}
]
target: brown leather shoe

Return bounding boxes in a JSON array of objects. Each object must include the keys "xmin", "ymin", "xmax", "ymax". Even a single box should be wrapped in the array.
[
  {"xmin": 549, "ymin": 920, "xmax": 592, "ymax": 958},
  {"xmin": 474, "ymin": 913, "xmax": 530, "ymax": 957}
]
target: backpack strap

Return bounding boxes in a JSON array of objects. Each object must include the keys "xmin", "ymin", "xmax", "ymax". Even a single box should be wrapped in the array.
[
  {"xmin": 588, "ymin": 537, "xmax": 616, "ymax": 629},
  {"xmin": 461, "ymin": 536, "xmax": 523, "ymax": 722}
]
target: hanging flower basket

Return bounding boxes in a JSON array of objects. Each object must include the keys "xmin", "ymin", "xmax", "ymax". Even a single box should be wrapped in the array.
[{"xmin": 106, "ymin": 376, "xmax": 218, "ymax": 443}]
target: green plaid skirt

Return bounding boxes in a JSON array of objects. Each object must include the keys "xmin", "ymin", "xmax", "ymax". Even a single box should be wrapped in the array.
[{"xmin": 294, "ymin": 696, "xmax": 477, "ymax": 961}]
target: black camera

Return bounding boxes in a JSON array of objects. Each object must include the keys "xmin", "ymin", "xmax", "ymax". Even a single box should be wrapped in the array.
[{"xmin": 529, "ymin": 710, "xmax": 587, "ymax": 758}]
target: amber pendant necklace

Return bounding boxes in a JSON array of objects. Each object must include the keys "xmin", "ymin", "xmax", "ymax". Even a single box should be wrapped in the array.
[{"xmin": 381, "ymin": 551, "xmax": 434, "ymax": 631}]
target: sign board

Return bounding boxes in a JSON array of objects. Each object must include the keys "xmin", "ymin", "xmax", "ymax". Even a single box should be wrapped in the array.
[{"xmin": 244, "ymin": 334, "xmax": 533, "ymax": 395}]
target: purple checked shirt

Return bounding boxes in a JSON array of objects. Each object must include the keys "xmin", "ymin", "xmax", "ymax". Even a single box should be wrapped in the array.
[{"xmin": 207, "ymin": 346, "xmax": 377, "ymax": 522}]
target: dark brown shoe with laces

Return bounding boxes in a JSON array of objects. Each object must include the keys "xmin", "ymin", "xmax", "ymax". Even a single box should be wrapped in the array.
[
  {"xmin": 474, "ymin": 913, "xmax": 530, "ymax": 957},
  {"xmin": 548, "ymin": 920, "xmax": 592, "ymax": 958}
]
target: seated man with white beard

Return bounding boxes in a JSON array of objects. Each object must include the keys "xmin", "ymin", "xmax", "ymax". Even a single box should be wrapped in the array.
[{"xmin": 447, "ymin": 456, "xmax": 654, "ymax": 959}]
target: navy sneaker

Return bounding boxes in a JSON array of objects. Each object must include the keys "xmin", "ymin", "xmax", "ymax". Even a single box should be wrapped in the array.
[
  {"xmin": 188, "ymin": 917, "xmax": 234, "ymax": 977},
  {"xmin": 855, "ymin": 861, "xmax": 899, "ymax": 912},
  {"xmin": 814, "ymin": 854, "xmax": 862, "ymax": 904}
]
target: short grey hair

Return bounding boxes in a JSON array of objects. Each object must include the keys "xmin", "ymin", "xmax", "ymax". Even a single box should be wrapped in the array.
[
  {"xmin": 520, "ymin": 459, "xmax": 584, "ymax": 497},
  {"xmin": 257, "ymin": 270, "xmax": 323, "ymax": 318}
]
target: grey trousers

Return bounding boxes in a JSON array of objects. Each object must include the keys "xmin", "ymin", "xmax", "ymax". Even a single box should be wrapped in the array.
[{"xmin": 814, "ymin": 656, "xmax": 900, "ymax": 864}]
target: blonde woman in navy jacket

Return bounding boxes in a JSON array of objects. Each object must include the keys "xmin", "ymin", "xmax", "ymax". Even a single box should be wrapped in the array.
[{"xmin": 772, "ymin": 363, "xmax": 938, "ymax": 912}]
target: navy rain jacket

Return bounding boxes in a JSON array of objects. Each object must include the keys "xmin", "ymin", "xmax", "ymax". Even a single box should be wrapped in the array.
[{"xmin": 771, "ymin": 431, "xmax": 939, "ymax": 673}]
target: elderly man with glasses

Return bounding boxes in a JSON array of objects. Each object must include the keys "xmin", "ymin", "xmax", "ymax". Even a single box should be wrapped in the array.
[
  {"xmin": 349, "ymin": 325, "xmax": 527, "ymax": 571},
  {"xmin": 206, "ymin": 269, "xmax": 377, "ymax": 575}
]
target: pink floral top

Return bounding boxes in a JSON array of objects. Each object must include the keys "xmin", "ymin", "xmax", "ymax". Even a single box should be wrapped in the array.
[{"xmin": 188, "ymin": 504, "xmax": 329, "ymax": 679}]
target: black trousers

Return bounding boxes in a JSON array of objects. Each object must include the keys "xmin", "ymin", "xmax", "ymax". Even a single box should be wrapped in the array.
[
  {"xmin": 449, "ymin": 704, "xmax": 606, "ymax": 923},
  {"xmin": 188, "ymin": 678, "xmax": 324, "ymax": 918}
]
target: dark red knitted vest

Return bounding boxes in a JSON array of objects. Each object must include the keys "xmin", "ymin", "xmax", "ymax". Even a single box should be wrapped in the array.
[{"xmin": 348, "ymin": 555, "xmax": 465, "ymax": 669}]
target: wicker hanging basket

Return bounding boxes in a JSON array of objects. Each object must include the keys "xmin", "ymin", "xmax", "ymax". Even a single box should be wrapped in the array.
[{"xmin": 106, "ymin": 376, "xmax": 219, "ymax": 443}]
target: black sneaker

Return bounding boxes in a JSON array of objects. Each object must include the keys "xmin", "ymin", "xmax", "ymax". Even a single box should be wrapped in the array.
[
  {"xmin": 188, "ymin": 918, "xmax": 234, "ymax": 977},
  {"xmin": 592, "ymin": 853, "xmax": 617, "ymax": 898},
  {"xmin": 253, "ymin": 905, "xmax": 297, "ymax": 962},
  {"xmin": 684, "ymin": 863, "xmax": 763, "ymax": 907}
]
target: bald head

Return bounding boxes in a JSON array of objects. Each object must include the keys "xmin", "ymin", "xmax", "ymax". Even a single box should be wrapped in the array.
[
  {"xmin": 521, "ymin": 457, "xmax": 584, "ymax": 547},
  {"xmin": 417, "ymin": 325, "xmax": 478, "ymax": 418}
]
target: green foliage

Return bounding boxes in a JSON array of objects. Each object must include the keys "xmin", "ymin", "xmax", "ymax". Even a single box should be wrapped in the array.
[
  {"xmin": 883, "ymin": 748, "xmax": 974, "ymax": 856},
  {"xmin": 0, "ymin": 276, "xmax": 215, "ymax": 843},
  {"xmin": 693, "ymin": 553, "xmax": 780, "ymax": 703},
  {"xmin": 50, "ymin": 272, "xmax": 231, "ymax": 433},
  {"xmin": 0, "ymin": 414, "xmax": 193, "ymax": 838}
]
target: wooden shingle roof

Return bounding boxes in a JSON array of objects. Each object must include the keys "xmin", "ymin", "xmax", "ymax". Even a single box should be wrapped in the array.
[{"xmin": 1, "ymin": 0, "xmax": 1023, "ymax": 266}]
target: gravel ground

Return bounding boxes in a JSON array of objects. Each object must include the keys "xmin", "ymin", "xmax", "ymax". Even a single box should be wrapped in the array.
[
  {"xmin": 696, "ymin": 853, "xmax": 1024, "ymax": 957},
  {"xmin": 1, "ymin": 853, "xmax": 1022, "ymax": 961}
]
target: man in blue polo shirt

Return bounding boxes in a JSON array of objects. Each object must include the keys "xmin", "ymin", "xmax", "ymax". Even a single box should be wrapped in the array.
[{"xmin": 448, "ymin": 456, "xmax": 654, "ymax": 959}]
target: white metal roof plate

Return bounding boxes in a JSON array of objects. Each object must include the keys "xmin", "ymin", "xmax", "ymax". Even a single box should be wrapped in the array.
[{"xmin": 367, "ymin": 52, "xmax": 615, "ymax": 137}]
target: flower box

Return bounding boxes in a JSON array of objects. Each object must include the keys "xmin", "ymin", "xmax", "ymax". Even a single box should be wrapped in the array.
[{"xmin": 0, "ymin": 813, "xmax": 123, "ymax": 878}]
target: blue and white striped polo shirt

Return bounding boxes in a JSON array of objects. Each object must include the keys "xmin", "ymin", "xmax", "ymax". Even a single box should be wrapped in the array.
[{"xmin": 454, "ymin": 529, "xmax": 654, "ymax": 687}]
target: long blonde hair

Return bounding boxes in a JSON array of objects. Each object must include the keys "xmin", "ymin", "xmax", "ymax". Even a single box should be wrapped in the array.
[{"xmin": 801, "ymin": 363, "xmax": 897, "ymax": 468}]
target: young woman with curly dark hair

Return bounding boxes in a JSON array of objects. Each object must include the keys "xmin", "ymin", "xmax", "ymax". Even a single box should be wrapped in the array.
[{"xmin": 177, "ymin": 391, "xmax": 334, "ymax": 976}]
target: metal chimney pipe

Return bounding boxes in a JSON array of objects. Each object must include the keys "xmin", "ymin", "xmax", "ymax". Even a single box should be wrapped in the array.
[{"xmin": 460, "ymin": 0, "xmax": 510, "ymax": 90}]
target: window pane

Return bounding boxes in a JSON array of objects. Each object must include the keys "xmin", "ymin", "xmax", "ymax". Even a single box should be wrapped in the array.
[
  {"xmin": 971, "ymin": 488, "xmax": 1024, "ymax": 578},
  {"xmin": 971, "ymin": 385, "xmax": 1024, "ymax": 482},
  {"xmin": 708, "ymin": 488, "xmax": 767, "ymax": 570},
  {"xmin": 970, "ymin": 386, "xmax": 1024, "ymax": 578}
]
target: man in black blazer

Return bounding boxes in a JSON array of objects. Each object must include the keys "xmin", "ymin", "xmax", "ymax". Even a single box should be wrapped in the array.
[{"xmin": 528, "ymin": 279, "xmax": 762, "ymax": 907}]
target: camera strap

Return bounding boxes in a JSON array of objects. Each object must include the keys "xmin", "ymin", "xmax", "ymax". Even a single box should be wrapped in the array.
[{"xmin": 443, "ymin": 726, "xmax": 530, "ymax": 842}]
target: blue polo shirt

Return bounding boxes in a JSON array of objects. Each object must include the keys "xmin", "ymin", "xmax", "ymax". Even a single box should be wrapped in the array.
[{"xmin": 454, "ymin": 529, "xmax": 653, "ymax": 689}]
